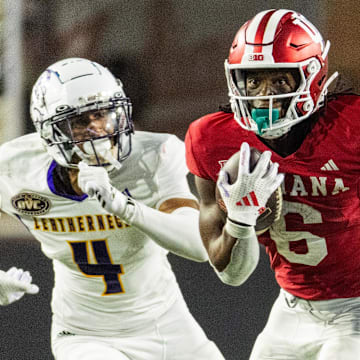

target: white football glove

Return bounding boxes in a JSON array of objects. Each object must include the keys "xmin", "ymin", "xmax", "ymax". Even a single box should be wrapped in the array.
[
  {"xmin": 0, "ymin": 267, "xmax": 39, "ymax": 306},
  {"xmin": 217, "ymin": 142, "xmax": 284, "ymax": 227},
  {"xmin": 78, "ymin": 161, "xmax": 134, "ymax": 221}
]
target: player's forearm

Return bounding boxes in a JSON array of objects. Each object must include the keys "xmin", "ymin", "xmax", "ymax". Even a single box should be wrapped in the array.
[
  {"xmin": 211, "ymin": 222, "xmax": 259, "ymax": 286},
  {"xmin": 77, "ymin": 164, "xmax": 208, "ymax": 261},
  {"xmin": 126, "ymin": 202, "xmax": 208, "ymax": 262}
]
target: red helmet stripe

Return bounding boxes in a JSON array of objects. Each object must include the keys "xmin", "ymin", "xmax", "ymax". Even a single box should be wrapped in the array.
[
  {"xmin": 254, "ymin": 10, "xmax": 276, "ymax": 45},
  {"xmin": 246, "ymin": 9, "xmax": 274, "ymax": 44},
  {"xmin": 263, "ymin": 10, "xmax": 293, "ymax": 44},
  {"xmin": 246, "ymin": 10, "xmax": 295, "ymax": 54}
]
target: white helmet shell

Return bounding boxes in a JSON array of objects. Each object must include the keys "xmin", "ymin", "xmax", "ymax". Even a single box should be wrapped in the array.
[{"xmin": 30, "ymin": 58, "xmax": 133, "ymax": 168}]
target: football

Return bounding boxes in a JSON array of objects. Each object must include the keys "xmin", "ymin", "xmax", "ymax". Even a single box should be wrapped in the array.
[{"xmin": 215, "ymin": 147, "xmax": 282, "ymax": 235}]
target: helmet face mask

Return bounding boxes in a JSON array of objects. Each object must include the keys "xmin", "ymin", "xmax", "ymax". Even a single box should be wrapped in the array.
[
  {"xmin": 226, "ymin": 60, "xmax": 317, "ymax": 138},
  {"xmin": 30, "ymin": 58, "xmax": 134, "ymax": 168},
  {"xmin": 225, "ymin": 9, "xmax": 338, "ymax": 139}
]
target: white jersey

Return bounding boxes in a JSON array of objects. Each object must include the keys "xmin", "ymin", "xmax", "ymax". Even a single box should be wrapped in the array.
[{"xmin": 0, "ymin": 131, "xmax": 196, "ymax": 335}]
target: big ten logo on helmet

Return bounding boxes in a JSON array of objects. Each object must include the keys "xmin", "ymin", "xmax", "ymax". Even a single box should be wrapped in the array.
[{"xmin": 248, "ymin": 54, "xmax": 264, "ymax": 61}]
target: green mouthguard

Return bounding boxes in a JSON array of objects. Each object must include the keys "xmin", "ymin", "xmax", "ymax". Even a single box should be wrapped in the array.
[{"xmin": 251, "ymin": 108, "xmax": 280, "ymax": 135}]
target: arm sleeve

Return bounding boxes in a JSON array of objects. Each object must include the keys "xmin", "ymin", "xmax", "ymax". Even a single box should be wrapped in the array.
[
  {"xmin": 212, "ymin": 225, "xmax": 259, "ymax": 286},
  {"xmin": 121, "ymin": 135, "xmax": 208, "ymax": 262},
  {"xmin": 127, "ymin": 202, "xmax": 208, "ymax": 262},
  {"xmin": 155, "ymin": 135, "xmax": 197, "ymax": 208}
]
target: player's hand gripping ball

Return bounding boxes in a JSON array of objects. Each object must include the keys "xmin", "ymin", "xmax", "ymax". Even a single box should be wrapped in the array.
[{"xmin": 216, "ymin": 147, "xmax": 283, "ymax": 235}]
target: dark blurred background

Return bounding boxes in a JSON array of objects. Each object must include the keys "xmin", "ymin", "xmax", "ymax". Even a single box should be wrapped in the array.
[{"xmin": 0, "ymin": 0, "xmax": 359, "ymax": 359}]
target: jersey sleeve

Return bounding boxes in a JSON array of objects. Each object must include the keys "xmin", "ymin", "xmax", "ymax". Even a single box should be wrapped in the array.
[
  {"xmin": 154, "ymin": 135, "xmax": 197, "ymax": 209},
  {"xmin": 184, "ymin": 120, "xmax": 211, "ymax": 180}
]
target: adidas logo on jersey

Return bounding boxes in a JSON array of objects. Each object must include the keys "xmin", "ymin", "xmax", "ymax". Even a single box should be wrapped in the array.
[{"xmin": 321, "ymin": 159, "xmax": 339, "ymax": 171}]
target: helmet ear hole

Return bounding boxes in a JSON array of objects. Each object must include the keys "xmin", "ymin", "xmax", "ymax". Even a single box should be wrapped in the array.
[
  {"xmin": 306, "ymin": 61, "xmax": 319, "ymax": 75},
  {"xmin": 302, "ymin": 101, "xmax": 314, "ymax": 112}
]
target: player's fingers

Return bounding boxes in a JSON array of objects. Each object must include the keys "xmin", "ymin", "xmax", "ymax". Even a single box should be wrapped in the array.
[
  {"xmin": 11, "ymin": 277, "xmax": 40, "ymax": 294},
  {"xmin": 84, "ymin": 182, "xmax": 98, "ymax": 197},
  {"xmin": 238, "ymin": 142, "xmax": 250, "ymax": 175},
  {"xmin": 270, "ymin": 173, "xmax": 284, "ymax": 192},
  {"xmin": 252, "ymin": 151, "xmax": 272, "ymax": 177},
  {"xmin": 78, "ymin": 173, "xmax": 94, "ymax": 185},
  {"xmin": 94, "ymin": 191, "xmax": 108, "ymax": 210},
  {"xmin": 12, "ymin": 268, "xmax": 24, "ymax": 281},
  {"xmin": 217, "ymin": 170, "xmax": 230, "ymax": 186},
  {"xmin": 78, "ymin": 172, "xmax": 97, "ymax": 195},
  {"xmin": 264, "ymin": 162, "xmax": 279, "ymax": 180},
  {"xmin": 217, "ymin": 170, "xmax": 230, "ymax": 198},
  {"xmin": 95, "ymin": 190, "xmax": 103, "ymax": 202},
  {"xmin": 79, "ymin": 169, "xmax": 109, "ymax": 188},
  {"xmin": 11, "ymin": 292, "xmax": 23, "ymax": 301},
  {"xmin": 19, "ymin": 271, "xmax": 32, "ymax": 284},
  {"xmin": 10, "ymin": 279, "xmax": 31, "ymax": 292},
  {"xmin": 6, "ymin": 267, "xmax": 18, "ymax": 277},
  {"xmin": 78, "ymin": 161, "xmax": 89, "ymax": 171},
  {"xmin": 26, "ymin": 284, "xmax": 40, "ymax": 295}
]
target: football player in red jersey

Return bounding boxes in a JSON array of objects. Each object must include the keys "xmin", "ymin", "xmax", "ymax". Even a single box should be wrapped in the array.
[{"xmin": 185, "ymin": 9, "xmax": 360, "ymax": 359}]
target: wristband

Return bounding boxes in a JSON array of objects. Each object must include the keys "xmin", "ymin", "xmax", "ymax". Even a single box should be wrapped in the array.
[{"xmin": 224, "ymin": 218, "xmax": 255, "ymax": 239}]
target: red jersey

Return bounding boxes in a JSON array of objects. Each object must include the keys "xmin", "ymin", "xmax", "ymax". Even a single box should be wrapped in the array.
[{"xmin": 185, "ymin": 95, "xmax": 360, "ymax": 300}]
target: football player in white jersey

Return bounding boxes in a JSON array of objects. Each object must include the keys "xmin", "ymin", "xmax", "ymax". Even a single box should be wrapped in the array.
[{"xmin": 0, "ymin": 58, "xmax": 225, "ymax": 360}]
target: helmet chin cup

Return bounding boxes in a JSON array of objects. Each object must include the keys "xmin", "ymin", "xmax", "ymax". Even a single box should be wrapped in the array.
[
  {"xmin": 251, "ymin": 108, "xmax": 280, "ymax": 135},
  {"xmin": 83, "ymin": 138, "xmax": 111, "ymax": 155},
  {"xmin": 78, "ymin": 139, "xmax": 122, "ymax": 170}
]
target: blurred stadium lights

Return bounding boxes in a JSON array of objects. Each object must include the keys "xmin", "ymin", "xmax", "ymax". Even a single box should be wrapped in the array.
[
  {"xmin": 0, "ymin": 0, "xmax": 29, "ymax": 239},
  {"xmin": 0, "ymin": 0, "xmax": 24, "ymax": 143}
]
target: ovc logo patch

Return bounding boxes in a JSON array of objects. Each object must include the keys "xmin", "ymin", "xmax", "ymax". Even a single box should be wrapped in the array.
[{"xmin": 11, "ymin": 193, "xmax": 51, "ymax": 216}]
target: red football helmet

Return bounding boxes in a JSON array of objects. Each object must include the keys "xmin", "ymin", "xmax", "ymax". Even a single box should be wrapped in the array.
[{"xmin": 225, "ymin": 9, "xmax": 338, "ymax": 139}]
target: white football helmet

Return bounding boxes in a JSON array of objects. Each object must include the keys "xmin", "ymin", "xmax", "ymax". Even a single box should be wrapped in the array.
[{"xmin": 30, "ymin": 58, "xmax": 133, "ymax": 168}]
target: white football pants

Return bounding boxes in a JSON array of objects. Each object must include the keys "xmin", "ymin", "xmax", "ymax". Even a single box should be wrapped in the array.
[
  {"xmin": 249, "ymin": 289, "xmax": 360, "ymax": 360},
  {"xmin": 51, "ymin": 297, "xmax": 225, "ymax": 360}
]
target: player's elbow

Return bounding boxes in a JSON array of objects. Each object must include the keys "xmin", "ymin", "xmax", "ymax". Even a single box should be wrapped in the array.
[
  {"xmin": 193, "ymin": 248, "xmax": 209, "ymax": 262},
  {"xmin": 182, "ymin": 245, "xmax": 209, "ymax": 263},
  {"xmin": 220, "ymin": 262, "xmax": 257, "ymax": 287}
]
